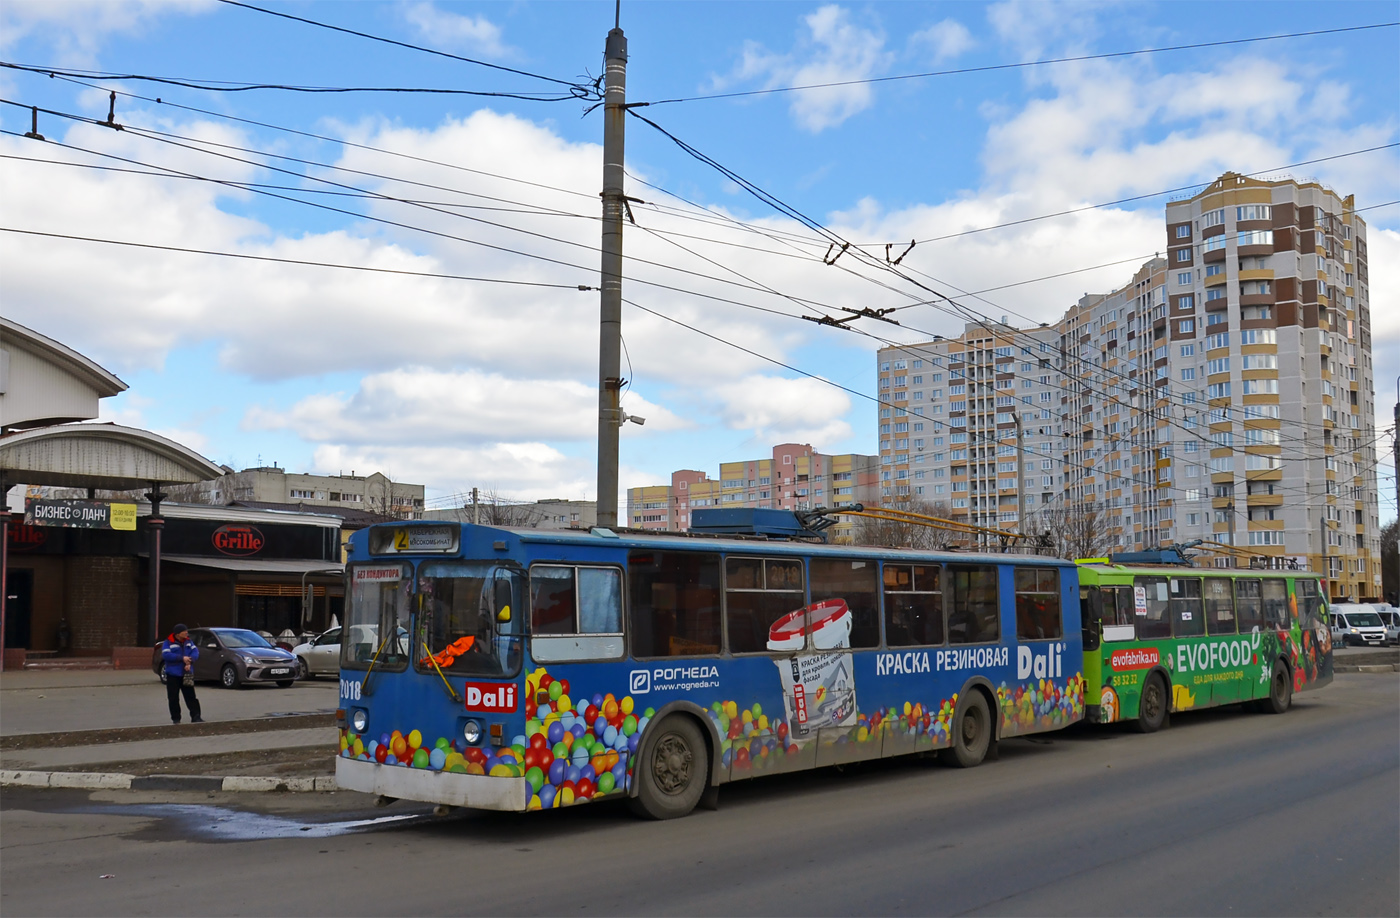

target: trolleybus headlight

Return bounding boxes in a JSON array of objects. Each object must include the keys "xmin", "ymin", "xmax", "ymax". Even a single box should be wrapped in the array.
[
  {"xmin": 463, "ymin": 719, "xmax": 482, "ymax": 744},
  {"xmin": 351, "ymin": 709, "xmax": 369, "ymax": 734}
]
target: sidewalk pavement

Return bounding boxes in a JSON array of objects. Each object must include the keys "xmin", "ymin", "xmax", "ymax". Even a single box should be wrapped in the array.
[
  {"xmin": 1, "ymin": 668, "xmax": 339, "ymax": 736},
  {"xmin": 1, "ymin": 669, "xmax": 344, "ymax": 793},
  {"xmin": 1, "ymin": 727, "xmax": 336, "ymax": 770}
]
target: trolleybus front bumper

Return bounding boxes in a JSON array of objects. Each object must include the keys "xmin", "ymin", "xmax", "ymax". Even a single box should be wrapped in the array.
[{"xmin": 336, "ymin": 756, "xmax": 528, "ymax": 812}]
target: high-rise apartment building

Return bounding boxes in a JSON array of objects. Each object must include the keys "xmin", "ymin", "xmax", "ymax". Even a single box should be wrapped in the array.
[
  {"xmin": 877, "ymin": 173, "xmax": 1381, "ymax": 599},
  {"xmin": 1164, "ymin": 172, "xmax": 1379, "ymax": 598},
  {"xmin": 626, "ymin": 445, "xmax": 880, "ymax": 542},
  {"xmin": 876, "ymin": 323, "xmax": 1063, "ymax": 539}
]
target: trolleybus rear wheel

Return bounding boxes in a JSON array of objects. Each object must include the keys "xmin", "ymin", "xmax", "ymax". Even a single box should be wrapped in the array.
[
  {"xmin": 939, "ymin": 691, "xmax": 991, "ymax": 768},
  {"xmin": 631, "ymin": 716, "xmax": 708, "ymax": 820},
  {"xmin": 1136, "ymin": 673, "xmax": 1167, "ymax": 733},
  {"xmin": 1260, "ymin": 662, "xmax": 1292, "ymax": 714}
]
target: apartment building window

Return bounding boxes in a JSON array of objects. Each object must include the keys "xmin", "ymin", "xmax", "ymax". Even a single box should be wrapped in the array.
[
  {"xmin": 1175, "ymin": 225, "xmax": 1190, "ymax": 238},
  {"xmin": 1209, "ymin": 457, "xmax": 1233, "ymax": 473},
  {"xmin": 1242, "ymin": 305, "xmax": 1272, "ymax": 321},
  {"xmin": 1175, "ymin": 248, "xmax": 1191, "ymax": 263},
  {"xmin": 1239, "ymin": 329, "xmax": 1275, "ymax": 345},
  {"xmin": 893, "ymin": 376, "xmax": 907, "ymax": 387},
  {"xmin": 1203, "ymin": 235, "xmax": 1228, "ymax": 253},
  {"xmin": 1178, "ymin": 319, "xmax": 1195, "ymax": 334},
  {"xmin": 1240, "ymin": 355, "xmax": 1277, "ymax": 370},
  {"xmin": 1206, "ymin": 313, "xmax": 1226, "ymax": 327},
  {"xmin": 1180, "ymin": 344, "xmax": 1195, "ymax": 357},
  {"xmin": 1202, "ymin": 209, "xmax": 1225, "ymax": 228},
  {"xmin": 1236, "ymin": 205, "xmax": 1271, "ymax": 222},
  {"xmin": 1176, "ymin": 272, "xmax": 1192, "ymax": 286},
  {"xmin": 893, "ymin": 360, "xmax": 906, "ymax": 370},
  {"xmin": 912, "ymin": 375, "xmax": 923, "ymax": 385},
  {"xmin": 1207, "ymin": 357, "xmax": 1229, "ymax": 374},
  {"xmin": 1237, "ymin": 230, "xmax": 1273, "ymax": 247},
  {"xmin": 1184, "ymin": 441, "xmax": 1199, "ymax": 453},
  {"xmin": 1241, "ymin": 379, "xmax": 1279, "ymax": 395},
  {"xmin": 1205, "ymin": 287, "xmax": 1226, "ymax": 302},
  {"xmin": 1180, "ymin": 367, "xmax": 1196, "ymax": 380},
  {"xmin": 1241, "ymin": 280, "xmax": 1272, "ymax": 296}
]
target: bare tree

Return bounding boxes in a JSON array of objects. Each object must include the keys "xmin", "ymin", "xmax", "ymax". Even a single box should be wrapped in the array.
[
  {"xmin": 1038, "ymin": 500, "xmax": 1124, "ymax": 561},
  {"xmin": 852, "ymin": 496, "xmax": 972, "ymax": 551}
]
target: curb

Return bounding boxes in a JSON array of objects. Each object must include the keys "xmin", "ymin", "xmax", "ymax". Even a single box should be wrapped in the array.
[
  {"xmin": 1, "ymin": 769, "xmax": 337, "ymax": 793},
  {"xmin": 1335, "ymin": 663, "xmax": 1400, "ymax": 673}
]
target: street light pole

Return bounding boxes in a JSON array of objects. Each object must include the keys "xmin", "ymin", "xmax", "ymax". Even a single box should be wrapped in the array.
[{"xmin": 594, "ymin": 11, "xmax": 628, "ymax": 529}]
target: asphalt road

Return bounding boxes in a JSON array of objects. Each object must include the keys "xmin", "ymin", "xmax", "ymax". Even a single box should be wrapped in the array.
[{"xmin": 3, "ymin": 674, "xmax": 1396, "ymax": 917}]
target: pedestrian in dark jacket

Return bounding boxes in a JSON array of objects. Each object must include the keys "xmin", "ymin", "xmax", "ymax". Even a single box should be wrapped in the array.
[{"xmin": 161, "ymin": 624, "xmax": 203, "ymax": 724}]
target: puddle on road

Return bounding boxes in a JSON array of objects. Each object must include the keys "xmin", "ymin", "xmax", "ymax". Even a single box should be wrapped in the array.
[{"xmin": 79, "ymin": 803, "xmax": 430, "ymax": 841}]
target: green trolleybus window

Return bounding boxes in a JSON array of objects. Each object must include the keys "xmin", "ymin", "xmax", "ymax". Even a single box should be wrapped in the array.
[
  {"xmin": 1295, "ymin": 578, "xmax": 1322, "ymax": 625},
  {"xmin": 1236, "ymin": 579, "xmax": 1265, "ymax": 632},
  {"xmin": 628, "ymin": 551, "xmax": 722, "ymax": 658},
  {"xmin": 1204, "ymin": 577, "xmax": 1236, "ymax": 635},
  {"xmin": 1170, "ymin": 577, "xmax": 1204, "ymax": 637},
  {"xmin": 1263, "ymin": 579, "xmax": 1290, "ymax": 628},
  {"xmin": 1135, "ymin": 576, "xmax": 1172, "ymax": 640},
  {"xmin": 883, "ymin": 564, "xmax": 943, "ymax": 646}
]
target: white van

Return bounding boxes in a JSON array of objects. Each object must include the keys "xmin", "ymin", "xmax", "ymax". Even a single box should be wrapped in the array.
[
  {"xmin": 1365, "ymin": 604, "xmax": 1400, "ymax": 645},
  {"xmin": 1330, "ymin": 604, "xmax": 1389, "ymax": 647}
]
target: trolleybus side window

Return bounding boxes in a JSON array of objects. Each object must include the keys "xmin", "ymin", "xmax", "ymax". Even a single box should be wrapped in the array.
[
  {"xmin": 1236, "ymin": 579, "xmax": 1264, "ymax": 632},
  {"xmin": 725, "ymin": 557, "xmax": 805, "ymax": 654},
  {"xmin": 1295, "ymin": 578, "xmax": 1322, "ymax": 626},
  {"xmin": 1014, "ymin": 567, "xmax": 1061, "ymax": 640},
  {"xmin": 1204, "ymin": 577, "xmax": 1236, "ymax": 635},
  {"xmin": 343, "ymin": 563, "xmax": 412, "ymax": 671},
  {"xmin": 947, "ymin": 565, "xmax": 999, "ymax": 644},
  {"xmin": 1135, "ymin": 576, "xmax": 1172, "ymax": 640},
  {"xmin": 1170, "ymin": 578, "xmax": 1204, "ymax": 637},
  {"xmin": 529, "ymin": 565, "xmax": 624, "ymax": 662},
  {"xmin": 1262, "ymin": 579, "xmax": 1290, "ymax": 628},
  {"xmin": 1101, "ymin": 586, "xmax": 1136, "ymax": 642},
  {"xmin": 809, "ymin": 559, "xmax": 879, "ymax": 648},
  {"xmin": 628, "ymin": 551, "xmax": 722, "ymax": 658},
  {"xmin": 417, "ymin": 562, "xmax": 522, "ymax": 677},
  {"xmin": 883, "ymin": 564, "xmax": 943, "ymax": 647}
]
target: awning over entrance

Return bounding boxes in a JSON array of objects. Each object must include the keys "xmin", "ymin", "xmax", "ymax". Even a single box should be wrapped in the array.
[
  {"xmin": 0, "ymin": 422, "xmax": 225, "ymax": 490},
  {"xmin": 160, "ymin": 555, "xmax": 344, "ymax": 576}
]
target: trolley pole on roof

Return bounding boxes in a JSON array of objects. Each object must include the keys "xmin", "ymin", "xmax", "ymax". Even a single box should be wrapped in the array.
[{"xmin": 594, "ymin": 9, "xmax": 628, "ymax": 529}]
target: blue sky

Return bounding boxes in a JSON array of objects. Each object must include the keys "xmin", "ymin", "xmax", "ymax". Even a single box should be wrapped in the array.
[{"xmin": 1, "ymin": 1, "xmax": 1396, "ymax": 518}]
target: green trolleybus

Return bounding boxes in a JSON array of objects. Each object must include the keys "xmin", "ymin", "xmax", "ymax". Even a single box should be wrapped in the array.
[{"xmin": 1078, "ymin": 558, "xmax": 1332, "ymax": 732}]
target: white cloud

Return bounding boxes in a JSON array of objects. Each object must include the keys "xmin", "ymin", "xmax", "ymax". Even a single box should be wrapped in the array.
[
  {"xmin": 401, "ymin": 2, "xmax": 509, "ymax": 58},
  {"xmin": 717, "ymin": 5, "xmax": 891, "ymax": 132},
  {"xmin": 710, "ymin": 375, "xmax": 853, "ymax": 448},
  {"xmin": 312, "ymin": 442, "xmax": 591, "ymax": 502},
  {"xmin": 0, "ymin": 0, "xmax": 212, "ymax": 67},
  {"xmin": 910, "ymin": 19, "xmax": 975, "ymax": 64},
  {"xmin": 244, "ymin": 368, "xmax": 685, "ymax": 445}
]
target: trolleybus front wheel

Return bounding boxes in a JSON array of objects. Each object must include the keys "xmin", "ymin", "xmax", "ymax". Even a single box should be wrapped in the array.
[
  {"xmin": 631, "ymin": 715, "xmax": 709, "ymax": 820},
  {"xmin": 1135, "ymin": 673, "xmax": 1168, "ymax": 733},
  {"xmin": 939, "ymin": 691, "xmax": 991, "ymax": 768}
]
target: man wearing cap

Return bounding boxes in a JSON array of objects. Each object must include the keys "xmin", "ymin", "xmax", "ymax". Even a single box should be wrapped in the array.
[{"xmin": 161, "ymin": 625, "xmax": 204, "ymax": 724}]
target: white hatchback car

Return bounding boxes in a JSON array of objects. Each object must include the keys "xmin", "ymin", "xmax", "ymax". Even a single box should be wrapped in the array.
[{"xmin": 292, "ymin": 627, "xmax": 341, "ymax": 679}]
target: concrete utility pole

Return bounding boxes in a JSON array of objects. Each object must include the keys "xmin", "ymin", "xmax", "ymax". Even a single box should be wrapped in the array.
[
  {"xmin": 1014, "ymin": 414, "xmax": 1025, "ymax": 548},
  {"xmin": 472, "ymin": 487, "xmax": 480, "ymax": 525},
  {"xmin": 594, "ymin": 10, "xmax": 628, "ymax": 529}
]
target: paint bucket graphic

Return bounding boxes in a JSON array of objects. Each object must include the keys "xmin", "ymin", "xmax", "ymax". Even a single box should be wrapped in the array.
[{"xmin": 768, "ymin": 599, "xmax": 858, "ymax": 738}]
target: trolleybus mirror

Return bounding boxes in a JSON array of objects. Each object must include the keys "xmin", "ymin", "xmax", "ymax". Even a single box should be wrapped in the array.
[{"xmin": 493, "ymin": 576, "xmax": 514, "ymax": 631}]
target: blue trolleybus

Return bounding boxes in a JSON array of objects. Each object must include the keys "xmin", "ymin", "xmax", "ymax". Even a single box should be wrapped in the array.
[{"xmin": 334, "ymin": 512, "xmax": 1085, "ymax": 818}]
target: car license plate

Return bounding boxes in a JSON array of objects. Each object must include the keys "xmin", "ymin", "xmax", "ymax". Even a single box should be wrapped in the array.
[{"xmin": 270, "ymin": 668, "xmax": 290, "ymax": 675}]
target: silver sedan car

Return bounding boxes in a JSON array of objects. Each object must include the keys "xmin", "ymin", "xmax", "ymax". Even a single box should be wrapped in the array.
[{"xmin": 292, "ymin": 627, "xmax": 342, "ymax": 679}]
